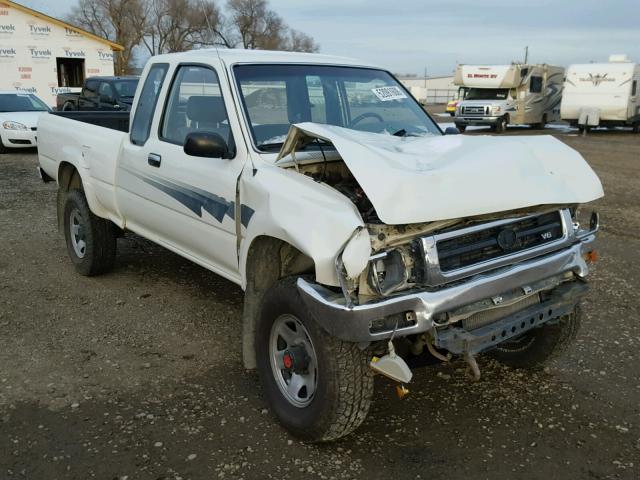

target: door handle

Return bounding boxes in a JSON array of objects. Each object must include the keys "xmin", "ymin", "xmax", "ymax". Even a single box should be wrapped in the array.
[{"xmin": 148, "ymin": 153, "xmax": 161, "ymax": 167}]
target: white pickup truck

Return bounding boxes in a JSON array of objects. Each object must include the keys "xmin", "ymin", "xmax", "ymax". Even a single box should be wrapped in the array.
[{"xmin": 38, "ymin": 49, "xmax": 604, "ymax": 442}]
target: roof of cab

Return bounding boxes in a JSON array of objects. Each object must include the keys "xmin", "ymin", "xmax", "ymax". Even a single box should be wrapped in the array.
[{"xmin": 151, "ymin": 48, "xmax": 379, "ymax": 69}]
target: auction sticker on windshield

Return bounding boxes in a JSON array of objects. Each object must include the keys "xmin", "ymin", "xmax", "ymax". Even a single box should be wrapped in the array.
[{"xmin": 371, "ymin": 86, "xmax": 407, "ymax": 101}]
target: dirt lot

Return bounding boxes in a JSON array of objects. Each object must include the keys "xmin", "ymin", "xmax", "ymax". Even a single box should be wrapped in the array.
[{"xmin": 1, "ymin": 121, "xmax": 639, "ymax": 479}]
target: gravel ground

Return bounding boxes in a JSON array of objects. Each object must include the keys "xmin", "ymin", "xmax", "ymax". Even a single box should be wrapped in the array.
[{"xmin": 1, "ymin": 123, "xmax": 639, "ymax": 479}]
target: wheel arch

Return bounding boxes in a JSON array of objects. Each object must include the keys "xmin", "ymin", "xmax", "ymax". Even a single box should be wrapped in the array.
[
  {"xmin": 241, "ymin": 235, "xmax": 316, "ymax": 369},
  {"xmin": 56, "ymin": 161, "xmax": 112, "ymax": 230}
]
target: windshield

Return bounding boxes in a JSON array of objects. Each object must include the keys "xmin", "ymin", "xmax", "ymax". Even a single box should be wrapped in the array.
[
  {"xmin": 465, "ymin": 88, "xmax": 510, "ymax": 100},
  {"xmin": 234, "ymin": 64, "xmax": 441, "ymax": 150},
  {"xmin": 112, "ymin": 79, "xmax": 138, "ymax": 98},
  {"xmin": 0, "ymin": 93, "xmax": 49, "ymax": 112}
]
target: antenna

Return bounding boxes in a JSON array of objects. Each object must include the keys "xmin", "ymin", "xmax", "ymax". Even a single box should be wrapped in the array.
[
  {"xmin": 199, "ymin": 0, "xmax": 222, "ymax": 62},
  {"xmin": 524, "ymin": 46, "xmax": 529, "ymax": 64}
]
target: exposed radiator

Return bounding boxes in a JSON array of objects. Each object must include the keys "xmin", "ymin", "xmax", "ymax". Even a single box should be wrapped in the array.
[{"xmin": 462, "ymin": 293, "xmax": 541, "ymax": 331}]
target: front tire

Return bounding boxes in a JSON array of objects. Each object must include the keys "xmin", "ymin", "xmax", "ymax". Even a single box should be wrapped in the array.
[
  {"xmin": 62, "ymin": 101, "xmax": 75, "ymax": 111},
  {"xmin": 489, "ymin": 307, "xmax": 581, "ymax": 370},
  {"xmin": 256, "ymin": 277, "xmax": 374, "ymax": 442},
  {"xmin": 455, "ymin": 124, "xmax": 466, "ymax": 133},
  {"xmin": 495, "ymin": 116, "xmax": 508, "ymax": 133},
  {"xmin": 0, "ymin": 138, "xmax": 8, "ymax": 154},
  {"xmin": 63, "ymin": 189, "xmax": 117, "ymax": 276}
]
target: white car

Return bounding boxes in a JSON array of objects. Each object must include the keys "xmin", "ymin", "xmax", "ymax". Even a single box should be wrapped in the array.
[{"xmin": 0, "ymin": 91, "xmax": 50, "ymax": 153}]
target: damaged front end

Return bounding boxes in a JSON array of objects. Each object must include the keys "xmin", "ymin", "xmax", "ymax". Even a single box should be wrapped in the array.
[{"xmin": 275, "ymin": 122, "xmax": 603, "ymax": 380}]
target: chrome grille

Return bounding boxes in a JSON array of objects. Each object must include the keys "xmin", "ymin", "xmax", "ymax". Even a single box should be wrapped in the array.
[
  {"xmin": 436, "ymin": 211, "xmax": 564, "ymax": 272},
  {"xmin": 462, "ymin": 105, "xmax": 487, "ymax": 115}
]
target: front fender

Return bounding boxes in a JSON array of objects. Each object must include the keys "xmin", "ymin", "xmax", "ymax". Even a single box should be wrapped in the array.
[{"xmin": 238, "ymin": 163, "xmax": 367, "ymax": 288}]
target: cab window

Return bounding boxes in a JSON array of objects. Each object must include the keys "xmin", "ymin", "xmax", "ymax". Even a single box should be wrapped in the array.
[
  {"xmin": 160, "ymin": 65, "xmax": 234, "ymax": 156},
  {"xmin": 530, "ymin": 76, "xmax": 543, "ymax": 93},
  {"xmin": 83, "ymin": 80, "xmax": 99, "ymax": 100},
  {"xmin": 98, "ymin": 82, "xmax": 115, "ymax": 103}
]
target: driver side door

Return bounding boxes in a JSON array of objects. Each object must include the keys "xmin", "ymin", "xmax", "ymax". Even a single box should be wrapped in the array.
[{"xmin": 118, "ymin": 63, "xmax": 245, "ymax": 280}]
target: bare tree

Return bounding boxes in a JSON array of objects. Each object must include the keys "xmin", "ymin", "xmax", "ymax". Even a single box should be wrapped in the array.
[
  {"xmin": 226, "ymin": 0, "xmax": 318, "ymax": 52},
  {"xmin": 141, "ymin": 0, "xmax": 224, "ymax": 55},
  {"xmin": 67, "ymin": 0, "xmax": 319, "ymax": 74},
  {"xmin": 286, "ymin": 29, "xmax": 319, "ymax": 53},
  {"xmin": 67, "ymin": 0, "xmax": 148, "ymax": 74}
]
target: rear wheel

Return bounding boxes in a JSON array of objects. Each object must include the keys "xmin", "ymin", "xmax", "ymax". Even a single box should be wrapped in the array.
[
  {"xmin": 256, "ymin": 277, "xmax": 374, "ymax": 442},
  {"xmin": 531, "ymin": 114, "xmax": 547, "ymax": 130},
  {"xmin": 489, "ymin": 307, "xmax": 581, "ymax": 370},
  {"xmin": 63, "ymin": 189, "xmax": 117, "ymax": 276}
]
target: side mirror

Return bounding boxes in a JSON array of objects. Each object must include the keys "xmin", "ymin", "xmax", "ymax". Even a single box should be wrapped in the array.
[
  {"xmin": 444, "ymin": 126, "xmax": 460, "ymax": 135},
  {"xmin": 184, "ymin": 131, "xmax": 229, "ymax": 159}
]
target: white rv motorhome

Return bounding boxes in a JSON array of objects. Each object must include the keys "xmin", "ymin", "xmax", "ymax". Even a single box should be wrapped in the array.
[
  {"xmin": 454, "ymin": 64, "xmax": 564, "ymax": 133},
  {"xmin": 561, "ymin": 55, "xmax": 640, "ymax": 132}
]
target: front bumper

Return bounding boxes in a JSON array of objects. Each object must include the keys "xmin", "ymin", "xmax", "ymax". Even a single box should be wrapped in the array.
[
  {"xmin": 0, "ymin": 128, "xmax": 37, "ymax": 148},
  {"xmin": 455, "ymin": 116, "xmax": 501, "ymax": 126},
  {"xmin": 297, "ymin": 239, "xmax": 594, "ymax": 345}
]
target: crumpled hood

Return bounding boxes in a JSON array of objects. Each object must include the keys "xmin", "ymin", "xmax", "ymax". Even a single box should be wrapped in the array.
[{"xmin": 277, "ymin": 123, "xmax": 604, "ymax": 225}]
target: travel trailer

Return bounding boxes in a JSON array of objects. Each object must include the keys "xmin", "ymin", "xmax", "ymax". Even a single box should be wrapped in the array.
[
  {"xmin": 561, "ymin": 55, "xmax": 640, "ymax": 132},
  {"xmin": 454, "ymin": 64, "xmax": 564, "ymax": 132}
]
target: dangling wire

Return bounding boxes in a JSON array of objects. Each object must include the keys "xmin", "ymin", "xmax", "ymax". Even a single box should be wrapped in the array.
[{"xmin": 316, "ymin": 138, "xmax": 328, "ymax": 181}]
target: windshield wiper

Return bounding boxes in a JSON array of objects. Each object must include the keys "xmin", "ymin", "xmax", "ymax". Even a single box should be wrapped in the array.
[
  {"xmin": 392, "ymin": 128, "xmax": 407, "ymax": 137},
  {"xmin": 258, "ymin": 142, "xmax": 284, "ymax": 151}
]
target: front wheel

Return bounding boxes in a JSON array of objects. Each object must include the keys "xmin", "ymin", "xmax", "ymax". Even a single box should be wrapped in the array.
[
  {"xmin": 455, "ymin": 124, "xmax": 466, "ymax": 133},
  {"xmin": 0, "ymin": 138, "xmax": 8, "ymax": 154},
  {"xmin": 62, "ymin": 101, "xmax": 75, "ymax": 111},
  {"xmin": 63, "ymin": 189, "xmax": 117, "ymax": 276},
  {"xmin": 256, "ymin": 277, "xmax": 374, "ymax": 442},
  {"xmin": 488, "ymin": 307, "xmax": 581, "ymax": 370},
  {"xmin": 494, "ymin": 116, "xmax": 508, "ymax": 133}
]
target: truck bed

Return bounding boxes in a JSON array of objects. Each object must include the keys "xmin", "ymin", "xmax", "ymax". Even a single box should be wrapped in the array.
[
  {"xmin": 38, "ymin": 112, "xmax": 128, "ymax": 224},
  {"xmin": 51, "ymin": 111, "xmax": 130, "ymax": 132}
]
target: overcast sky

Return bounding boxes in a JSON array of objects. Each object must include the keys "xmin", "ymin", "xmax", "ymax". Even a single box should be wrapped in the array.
[{"xmin": 20, "ymin": 0, "xmax": 640, "ymax": 76}]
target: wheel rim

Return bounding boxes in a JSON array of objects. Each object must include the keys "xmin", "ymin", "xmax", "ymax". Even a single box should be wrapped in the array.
[
  {"xmin": 269, "ymin": 314, "xmax": 318, "ymax": 408},
  {"xmin": 69, "ymin": 208, "xmax": 87, "ymax": 258}
]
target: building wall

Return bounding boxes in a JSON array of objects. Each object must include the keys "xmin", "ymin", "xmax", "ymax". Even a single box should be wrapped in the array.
[
  {"xmin": 0, "ymin": 2, "xmax": 116, "ymax": 106},
  {"xmin": 398, "ymin": 76, "xmax": 458, "ymax": 104}
]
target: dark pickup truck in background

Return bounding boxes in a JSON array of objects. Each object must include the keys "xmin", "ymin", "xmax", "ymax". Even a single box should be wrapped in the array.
[{"xmin": 56, "ymin": 76, "xmax": 139, "ymax": 112}]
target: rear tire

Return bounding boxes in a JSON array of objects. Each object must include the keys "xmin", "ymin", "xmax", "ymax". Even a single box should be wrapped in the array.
[
  {"xmin": 256, "ymin": 277, "xmax": 374, "ymax": 442},
  {"xmin": 489, "ymin": 306, "xmax": 581, "ymax": 370},
  {"xmin": 531, "ymin": 114, "xmax": 547, "ymax": 130},
  {"xmin": 63, "ymin": 189, "xmax": 117, "ymax": 276}
]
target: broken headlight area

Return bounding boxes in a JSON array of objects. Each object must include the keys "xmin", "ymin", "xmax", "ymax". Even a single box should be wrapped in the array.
[
  {"xmin": 572, "ymin": 207, "xmax": 599, "ymax": 238},
  {"xmin": 366, "ymin": 245, "xmax": 419, "ymax": 296}
]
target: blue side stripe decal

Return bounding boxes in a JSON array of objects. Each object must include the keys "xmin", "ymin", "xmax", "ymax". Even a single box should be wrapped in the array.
[{"xmin": 124, "ymin": 168, "xmax": 253, "ymax": 227}]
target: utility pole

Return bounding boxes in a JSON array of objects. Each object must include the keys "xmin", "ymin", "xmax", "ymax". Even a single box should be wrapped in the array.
[{"xmin": 524, "ymin": 46, "xmax": 529, "ymax": 64}]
